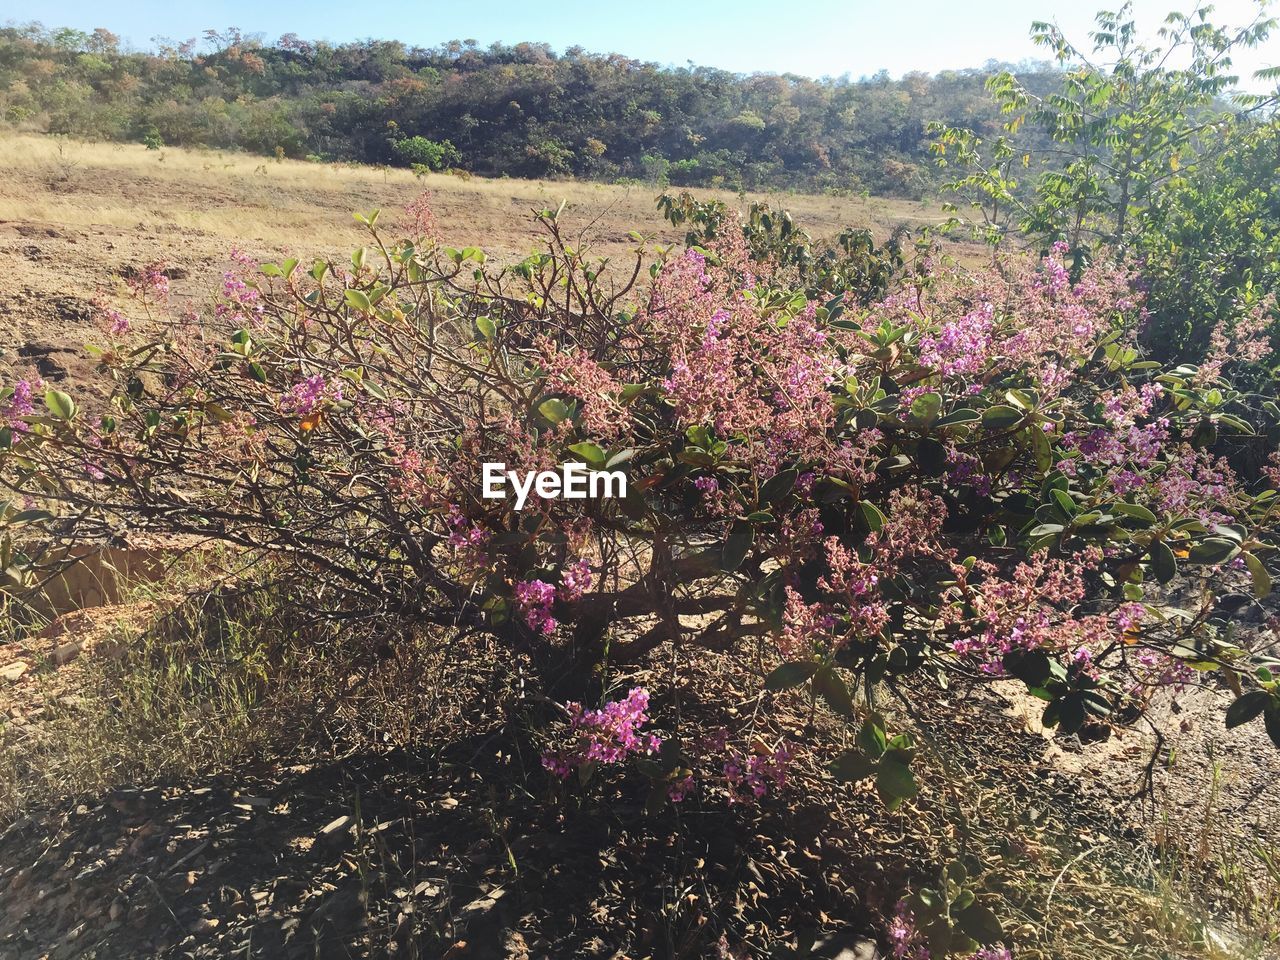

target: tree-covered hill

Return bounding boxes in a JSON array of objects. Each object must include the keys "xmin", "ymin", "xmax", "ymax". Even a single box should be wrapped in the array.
[{"xmin": 0, "ymin": 23, "xmax": 1064, "ymax": 196}]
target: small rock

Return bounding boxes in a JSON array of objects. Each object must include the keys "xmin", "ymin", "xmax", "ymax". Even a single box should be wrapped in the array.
[
  {"xmin": 459, "ymin": 888, "xmax": 505, "ymax": 919},
  {"xmin": 0, "ymin": 660, "xmax": 29, "ymax": 683},
  {"xmin": 51, "ymin": 641, "xmax": 82, "ymax": 666},
  {"xmin": 315, "ymin": 815, "xmax": 355, "ymax": 850}
]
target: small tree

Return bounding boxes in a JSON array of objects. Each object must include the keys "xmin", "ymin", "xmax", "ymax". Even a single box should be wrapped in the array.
[
  {"xmin": 931, "ymin": 2, "xmax": 1280, "ymax": 253},
  {"xmin": 391, "ymin": 135, "xmax": 461, "ymax": 171}
]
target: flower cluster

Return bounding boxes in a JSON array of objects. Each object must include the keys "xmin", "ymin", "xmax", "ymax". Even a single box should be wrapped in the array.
[
  {"xmin": 403, "ymin": 191, "xmax": 439, "ymax": 242},
  {"xmin": 278, "ymin": 374, "xmax": 342, "ymax": 417},
  {"xmin": 1, "ymin": 378, "xmax": 41, "ymax": 430},
  {"xmin": 721, "ymin": 741, "xmax": 793, "ymax": 803},
  {"xmin": 123, "ymin": 261, "xmax": 171, "ymax": 301},
  {"xmin": 542, "ymin": 687, "xmax": 662, "ymax": 778},
  {"xmin": 219, "ymin": 249, "xmax": 266, "ymax": 326},
  {"xmin": 8, "ymin": 201, "xmax": 1279, "ymax": 896},
  {"xmin": 557, "ymin": 558, "xmax": 592, "ymax": 603},
  {"xmin": 888, "ymin": 904, "xmax": 930, "ymax": 960},
  {"xmin": 537, "ymin": 338, "xmax": 631, "ymax": 440},
  {"xmin": 515, "ymin": 578, "xmax": 558, "ymax": 635},
  {"xmin": 443, "ymin": 505, "xmax": 491, "ymax": 576},
  {"xmin": 97, "ymin": 303, "xmax": 130, "ymax": 336},
  {"xmin": 919, "ymin": 301, "xmax": 995, "ymax": 378}
]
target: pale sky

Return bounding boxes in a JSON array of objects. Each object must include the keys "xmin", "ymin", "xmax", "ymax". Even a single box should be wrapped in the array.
[{"xmin": 9, "ymin": 0, "xmax": 1280, "ymax": 88}]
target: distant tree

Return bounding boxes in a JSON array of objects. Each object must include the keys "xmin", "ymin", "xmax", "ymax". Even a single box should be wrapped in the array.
[{"xmin": 390, "ymin": 135, "xmax": 460, "ymax": 171}]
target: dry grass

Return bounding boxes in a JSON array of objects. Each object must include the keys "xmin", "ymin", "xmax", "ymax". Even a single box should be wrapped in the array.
[{"xmin": 0, "ymin": 133, "xmax": 941, "ymax": 259}]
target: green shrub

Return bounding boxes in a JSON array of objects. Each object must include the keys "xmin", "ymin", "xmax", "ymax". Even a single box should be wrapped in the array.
[{"xmin": 390, "ymin": 135, "xmax": 460, "ymax": 171}]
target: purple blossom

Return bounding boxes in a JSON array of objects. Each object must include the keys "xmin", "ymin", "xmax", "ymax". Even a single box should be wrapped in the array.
[
  {"xmin": 279, "ymin": 374, "xmax": 340, "ymax": 417},
  {"xmin": 515, "ymin": 578, "xmax": 558, "ymax": 635},
  {"xmin": 557, "ymin": 558, "xmax": 592, "ymax": 603},
  {"xmin": 2, "ymin": 379, "xmax": 41, "ymax": 431},
  {"xmin": 542, "ymin": 687, "xmax": 662, "ymax": 778}
]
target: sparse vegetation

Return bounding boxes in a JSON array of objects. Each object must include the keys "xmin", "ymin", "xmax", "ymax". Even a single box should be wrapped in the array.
[{"xmin": 0, "ymin": 22, "xmax": 1072, "ymax": 195}]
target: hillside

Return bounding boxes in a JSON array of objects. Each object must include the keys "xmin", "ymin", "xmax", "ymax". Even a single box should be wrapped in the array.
[{"xmin": 0, "ymin": 23, "xmax": 1065, "ymax": 196}]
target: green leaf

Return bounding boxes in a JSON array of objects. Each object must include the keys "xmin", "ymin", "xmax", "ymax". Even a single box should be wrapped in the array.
[
  {"xmin": 10, "ymin": 509, "xmax": 54, "ymax": 525},
  {"xmin": 1266, "ymin": 708, "xmax": 1280, "ymax": 751},
  {"xmin": 1043, "ymin": 693, "xmax": 1086, "ymax": 735},
  {"xmin": 860, "ymin": 500, "xmax": 886, "ymax": 533},
  {"xmin": 43, "ymin": 389, "xmax": 76, "ymax": 421},
  {"xmin": 830, "ymin": 750, "xmax": 876, "ymax": 782},
  {"xmin": 936, "ymin": 408, "xmax": 980, "ymax": 426},
  {"xmin": 605, "ymin": 449, "xmax": 634, "ymax": 469},
  {"xmin": 619, "ymin": 484, "xmax": 646, "ymax": 521},
  {"xmin": 813, "ymin": 666, "xmax": 853, "ymax": 717},
  {"xmin": 1113, "ymin": 501, "xmax": 1158, "ymax": 526},
  {"xmin": 857, "ymin": 715, "xmax": 888, "ymax": 758},
  {"xmin": 760, "ymin": 469, "xmax": 798, "ymax": 505},
  {"xmin": 1051, "ymin": 488, "xmax": 1078, "ymax": 517},
  {"xmin": 875, "ymin": 757, "xmax": 918, "ymax": 806},
  {"xmin": 1004, "ymin": 649, "xmax": 1052, "ymax": 687},
  {"xmin": 537, "ymin": 398, "xmax": 570, "ymax": 425},
  {"xmin": 474, "ymin": 315, "xmax": 497, "ymax": 340},
  {"xmin": 1151, "ymin": 540, "xmax": 1177, "ymax": 583},
  {"xmin": 909, "ymin": 392, "xmax": 942, "ymax": 424},
  {"xmin": 721, "ymin": 522, "xmax": 753, "ymax": 572},
  {"xmin": 1245, "ymin": 552, "xmax": 1271, "ymax": 599},
  {"xmin": 916, "ymin": 437, "xmax": 948, "ymax": 476},
  {"xmin": 566, "ymin": 442, "xmax": 605, "ymax": 469},
  {"xmin": 982, "ymin": 405, "xmax": 1022, "ymax": 430},
  {"xmin": 1225, "ymin": 690, "xmax": 1271, "ymax": 729},
  {"xmin": 763, "ymin": 660, "xmax": 819, "ymax": 691},
  {"xmin": 1028, "ymin": 523, "xmax": 1064, "ymax": 538},
  {"xmin": 1188, "ymin": 537, "xmax": 1240, "ymax": 565},
  {"xmin": 344, "ymin": 289, "xmax": 373, "ymax": 312},
  {"xmin": 956, "ymin": 902, "xmax": 1004, "ymax": 945}
]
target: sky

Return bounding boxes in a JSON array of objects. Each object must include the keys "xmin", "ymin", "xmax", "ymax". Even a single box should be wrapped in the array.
[{"xmin": 9, "ymin": 0, "xmax": 1280, "ymax": 86}]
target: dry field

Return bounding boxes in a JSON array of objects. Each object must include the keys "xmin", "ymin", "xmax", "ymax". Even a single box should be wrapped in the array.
[{"xmin": 0, "ymin": 131, "xmax": 943, "ymax": 386}]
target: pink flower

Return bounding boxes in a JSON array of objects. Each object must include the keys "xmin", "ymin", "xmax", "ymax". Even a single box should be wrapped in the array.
[
  {"xmin": 515, "ymin": 579, "xmax": 558, "ymax": 635},
  {"xmin": 125, "ymin": 261, "xmax": 170, "ymax": 301},
  {"xmin": 887, "ymin": 903, "xmax": 930, "ymax": 960},
  {"xmin": 2, "ymin": 378, "xmax": 43, "ymax": 431},
  {"xmin": 542, "ymin": 687, "xmax": 662, "ymax": 777},
  {"xmin": 557, "ymin": 559, "xmax": 592, "ymax": 603},
  {"xmin": 278, "ymin": 374, "xmax": 341, "ymax": 417}
]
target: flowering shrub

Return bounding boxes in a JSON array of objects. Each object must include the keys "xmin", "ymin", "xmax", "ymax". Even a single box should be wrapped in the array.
[{"xmin": 3, "ymin": 196, "xmax": 1280, "ymax": 953}]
